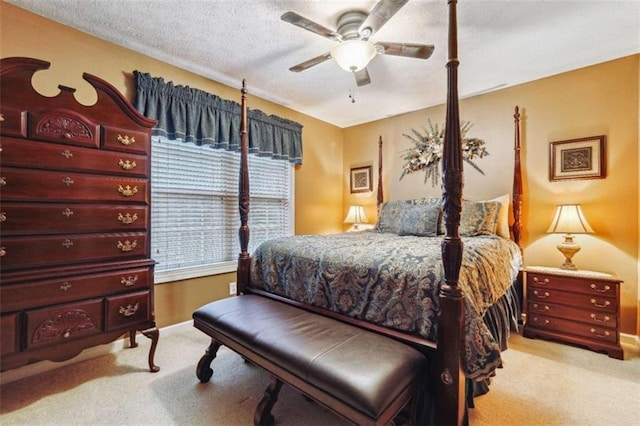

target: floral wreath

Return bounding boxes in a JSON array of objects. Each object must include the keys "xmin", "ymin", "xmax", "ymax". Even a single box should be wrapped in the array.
[{"xmin": 399, "ymin": 119, "xmax": 489, "ymax": 186}]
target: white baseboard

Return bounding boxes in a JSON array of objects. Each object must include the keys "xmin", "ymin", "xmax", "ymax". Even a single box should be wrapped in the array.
[
  {"xmin": 620, "ymin": 332, "xmax": 640, "ymax": 355},
  {"xmin": 0, "ymin": 321, "xmax": 192, "ymax": 385}
]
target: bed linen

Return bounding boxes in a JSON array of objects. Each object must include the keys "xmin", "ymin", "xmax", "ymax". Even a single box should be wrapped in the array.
[{"xmin": 250, "ymin": 230, "xmax": 522, "ymax": 380}]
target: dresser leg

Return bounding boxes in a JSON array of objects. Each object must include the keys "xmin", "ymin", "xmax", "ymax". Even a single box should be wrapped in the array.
[
  {"xmin": 142, "ymin": 327, "xmax": 160, "ymax": 372},
  {"xmin": 129, "ymin": 329, "xmax": 139, "ymax": 348}
]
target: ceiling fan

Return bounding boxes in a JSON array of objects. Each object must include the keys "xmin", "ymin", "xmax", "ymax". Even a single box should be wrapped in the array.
[{"xmin": 281, "ymin": 0, "xmax": 434, "ymax": 87}]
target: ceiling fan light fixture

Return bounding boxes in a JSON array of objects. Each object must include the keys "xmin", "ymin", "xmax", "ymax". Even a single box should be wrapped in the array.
[{"xmin": 331, "ymin": 40, "xmax": 376, "ymax": 72}]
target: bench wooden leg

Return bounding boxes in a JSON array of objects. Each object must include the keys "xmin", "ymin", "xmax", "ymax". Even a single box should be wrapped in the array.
[
  {"xmin": 254, "ymin": 376, "xmax": 283, "ymax": 426},
  {"xmin": 196, "ymin": 339, "xmax": 222, "ymax": 383}
]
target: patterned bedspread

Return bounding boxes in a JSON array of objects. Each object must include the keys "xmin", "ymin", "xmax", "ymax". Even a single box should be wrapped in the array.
[{"xmin": 250, "ymin": 230, "xmax": 522, "ymax": 380}]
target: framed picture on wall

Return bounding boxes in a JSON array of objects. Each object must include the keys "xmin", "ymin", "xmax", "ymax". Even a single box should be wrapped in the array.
[
  {"xmin": 549, "ymin": 135, "xmax": 606, "ymax": 181},
  {"xmin": 350, "ymin": 165, "xmax": 373, "ymax": 193}
]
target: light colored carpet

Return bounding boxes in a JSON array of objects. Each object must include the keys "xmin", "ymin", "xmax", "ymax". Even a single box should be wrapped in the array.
[{"xmin": 1, "ymin": 323, "xmax": 638, "ymax": 425}]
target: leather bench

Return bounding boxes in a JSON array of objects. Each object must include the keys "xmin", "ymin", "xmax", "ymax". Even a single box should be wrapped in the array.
[{"xmin": 193, "ymin": 294, "xmax": 429, "ymax": 426}]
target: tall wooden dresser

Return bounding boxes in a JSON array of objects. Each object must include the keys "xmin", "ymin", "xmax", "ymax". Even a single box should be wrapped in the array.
[{"xmin": 0, "ymin": 57, "xmax": 159, "ymax": 372}]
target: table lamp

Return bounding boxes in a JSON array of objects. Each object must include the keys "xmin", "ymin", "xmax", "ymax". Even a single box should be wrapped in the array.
[
  {"xmin": 547, "ymin": 204, "xmax": 594, "ymax": 270},
  {"xmin": 344, "ymin": 205, "xmax": 369, "ymax": 231}
]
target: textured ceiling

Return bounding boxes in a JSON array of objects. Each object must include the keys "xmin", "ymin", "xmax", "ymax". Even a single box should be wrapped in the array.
[{"xmin": 6, "ymin": 0, "xmax": 640, "ymax": 128}]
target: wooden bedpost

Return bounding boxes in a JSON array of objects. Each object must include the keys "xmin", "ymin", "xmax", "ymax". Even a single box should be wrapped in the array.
[
  {"xmin": 436, "ymin": 0, "xmax": 467, "ymax": 424},
  {"xmin": 512, "ymin": 106, "xmax": 523, "ymax": 250},
  {"xmin": 237, "ymin": 79, "xmax": 250, "ymax": 295},
  {"xmin": 377, "ymin": 135, "xmax": 384, "ymax": 208}
]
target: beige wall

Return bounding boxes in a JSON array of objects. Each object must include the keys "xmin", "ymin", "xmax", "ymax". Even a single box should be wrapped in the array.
[
  {"xmin": 344, "ymin": 55, "xmax": 640, "ymax": 336},
  {"xmin": 1, "ymin": 3, "xmax": 344, "ymax": 327}
]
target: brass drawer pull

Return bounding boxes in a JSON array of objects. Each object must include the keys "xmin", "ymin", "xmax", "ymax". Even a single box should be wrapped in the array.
[
  {"xmin": 590, "ymin": 299, "xmax": 610, "ymax": 308},
  {"xmin": 590, "ymin": 283, "xmax": 611, "ymax": 293},
  {"xmin": 62, "ymin": 176, "xmax": 74, "ymax": 186},
  {"xmin": 0, "ymin": 212, "xmax": 6, "ymax": 222},
  {"xmin": 533, "ymin": 290, "xmax": 550, "ymax": 299},
  {"xmin": 117, "ymin": 213, "xmax": 138, "ymax": 224},
  {"xmin": 590, "ymin": 328, "xmax": 610, "ymax": 339},
  {"xmin": 119, "ymin": 303, "xmax": 140, "ymax": 317},
  {"xmin": 0, "ymin": 247, "xmax": 5, "ymax": 257},
  {"xmin": 118, "ymin": 185, "xmax": 138, "ymax": 197},
  {"xmin": 61, "ymin": 149, "xmax": 74, "ymax": 159},
  {"xmin": 62, "ymin": 239, "xmax": 74, "ymax": 249},
  {"xmin": 118, "ymin": 159, "xmax": 137, "ymax": 170},
  {"xmin": 60, "ymin": 282, "xmax": 72, "ymax": 291},
  {"xmin": 117, "ymin": 134, "xmax": 136, "ymax": 146},
  {"xmin": 63, "ymin": 329, "xmax": 71, "ymax": 338},
  {"xmin": 117, "ymin": 240, "xmax": 138, "ymax": 252},
  {"xmin": 532, "ymin": 316, "xmax": 550, "ymax": 326},
  {"xmin": 62, "ymin": 208, "xmax": 74, "ymax": 218},
  {"xmin": 121, "ymin": 275, "xmax": 139, "ymax": 287},
  {"xmin": 0, "ymin": 177, "xmax": 6, "ymax": 186},
  {"xmin": 532, "ymin": 303, "xmax": 549, "ymax": 311},
  {"xmin": 62, "ymin": 132, "xmax": 72, "ymax": 139},
  {"xmin": 532, "ymin": 276, "xmax": 549, "ymax": 285},
  {"xmin": 590, "ymin": 313, "xmax": 610, "ymax": 323}
]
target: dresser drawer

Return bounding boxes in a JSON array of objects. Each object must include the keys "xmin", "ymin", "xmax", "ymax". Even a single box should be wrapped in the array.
[
  {"xmin": 1, "ymin": 167, "xmax": 148, "ymax": 203},
  {"xmin": 527, "ymin": 288, "xmax": 616, "ymax": 313},
  {"xmin": 1, "ymin": 314, "xmax": 18, "ymax": 356},
  {"xmin": 25, "ymin": 298, "xmax": 104, "ymax": 349},
  {"xmin": 527, "ymin": 272, "xmax": 618, "ymax": 297},
  {"xmin": 1, "ymin": 267, "xmax": 153, "ymax": 312},
  {"xmin": 28, "ymin": 110, "xmax": 100, "ymax": 148},
  {"xmin": 102, "ymin": 126, "xmax": 150, "ymax": 155},
  {"xmin": 106, "ymin": 291, "xmax": 151, "ymax": 330},
  {"xmin": 0, "ymin": 106, "xmax": 27, "ymax": 138},
  {"xmin": 527, "ymin": 314, "xmax": 618, "ymax": 344},
  {"xmin": 1, "ymin": 137, "xmax": 148, "ymax": 177},
  {"xmin": 1, "ymin": 232, "xmax": 148, "ymax": 270},
  {"xmin": 1, "ymin": 202, "xmax": 148, "ymax": 235},
  {"xmin": 527, "ymin": 301, "xmax": 617, "ymax": 328}
]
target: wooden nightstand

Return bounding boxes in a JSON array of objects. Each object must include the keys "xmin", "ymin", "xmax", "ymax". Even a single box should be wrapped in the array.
[{"xmin": 522, "ymin": 266, "xmax": 623, "ymax": 359}]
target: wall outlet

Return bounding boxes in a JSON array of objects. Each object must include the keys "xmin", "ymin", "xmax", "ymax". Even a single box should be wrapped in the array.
[{"xmin": 228, "ymin": 281, "xmax": 237, "ymax": 295}]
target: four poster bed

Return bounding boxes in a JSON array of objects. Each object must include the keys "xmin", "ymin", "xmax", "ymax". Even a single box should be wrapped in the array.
[{"xmin": 194, "ymin": 1, "xmax": 524, "ymax": 424}]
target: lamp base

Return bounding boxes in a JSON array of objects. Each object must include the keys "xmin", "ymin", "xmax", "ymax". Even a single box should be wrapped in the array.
[{"xmin": 557, "ymin": 234, "xmax": 580, "ymax": 270}]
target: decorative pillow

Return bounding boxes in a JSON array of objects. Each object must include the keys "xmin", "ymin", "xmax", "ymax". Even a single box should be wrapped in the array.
[
  {"xmin": 413, "ymin": 197, "xmax": 444, "ymax": 233},
  {"xmin": 459, "ymin": 201, "xmax": 500, "ymax": 236},
  {"xmin": 376, "ymin": 200, "xmax": 410, "ymax": 233},
  {"xmin": 486, "ymin": 193, "xmax": 510, "ymax": 239},
  {"xmin": 398, "ymin": 203, "xmax": 441, "ymax": 237}
]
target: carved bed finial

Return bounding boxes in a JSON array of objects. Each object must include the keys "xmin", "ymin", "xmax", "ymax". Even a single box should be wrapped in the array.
[
  {"xmin": 377, "ymin": 135, "xmax": 384, "ymax": 208},
  {"xmin": 512, "ymin": 106, "xmax": 523, "ymax": 250},
  {"xmin": 237, "ymin": 79, "xmax": 250, "ymax": 294}
]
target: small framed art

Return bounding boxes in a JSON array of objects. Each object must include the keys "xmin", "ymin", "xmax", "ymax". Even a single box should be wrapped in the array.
[
  {"xmin": 549, "ymin": 135, "xmax": 606, "ymax": 181},
  {"xmin": 350, "ymin": 165, "xmax": 373, "ymax": 193}
]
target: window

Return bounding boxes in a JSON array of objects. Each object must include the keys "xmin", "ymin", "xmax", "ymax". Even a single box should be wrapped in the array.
[{"xmin": 151, "ymin": 136, "xmax": 293, "ymax": 283}]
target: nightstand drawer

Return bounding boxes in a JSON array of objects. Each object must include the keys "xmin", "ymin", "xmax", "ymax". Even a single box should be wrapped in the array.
[
  {"xmin": 527, "ymin": 288, "xmax": 616, "ymax": 313},
  {"xmin": 527, "ymin": 314, "xmax": 618, "ymax": 344},
  {"xmin": 527, "ymin": 272, "xmax": 617, "ymax": 297},
  {"xmin": 527, "ymin": 301, "xmax": 617, "ymax": 328}
]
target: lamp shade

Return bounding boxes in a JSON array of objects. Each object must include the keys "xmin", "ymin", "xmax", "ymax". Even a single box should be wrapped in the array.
[
  {"xmin": 343, "ymin": 205, "xmax": 369, "ymax": 224},
  {"xmin": 547, "ymin": 204, "xmax": 594, "ymax": 234},
  {"xmin": 331, "ymin": 40, "xmax": 377, "ymax": 72}
]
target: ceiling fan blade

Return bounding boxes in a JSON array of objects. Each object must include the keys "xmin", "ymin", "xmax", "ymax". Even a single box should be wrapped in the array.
[
  {"xmin": 281, "ymin": 11, "xmax": 342, "ymax": 41},
  {"xmin": 289, "ymin": 52, "xmax": 332, "ymax": 72},
  {"xmin": 358, "ymin": 0, "xmax": 409, "ymax": 40},
  {"xmin": 354, "ymin": 68, "xmax": 371, "ymax": 87},
  {"xmin": 375, "ymin": 42, "xmax": 435, "ymax": 59}
]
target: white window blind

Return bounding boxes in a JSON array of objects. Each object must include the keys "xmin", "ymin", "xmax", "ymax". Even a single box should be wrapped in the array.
[{"xmin": 151, "ymin": 136, "xmax": 293, "ymax": 283}]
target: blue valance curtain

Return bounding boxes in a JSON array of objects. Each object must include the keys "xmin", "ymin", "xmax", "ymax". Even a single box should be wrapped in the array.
[{"xmin": 134, "ymin": 71, "xmax": 303, "ymax": 164}]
